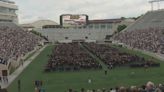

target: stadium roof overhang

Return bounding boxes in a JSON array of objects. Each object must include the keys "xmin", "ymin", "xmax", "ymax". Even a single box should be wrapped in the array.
[{"xmin": 89, "ymin": 19, "xmax": 123, "ymax": 24}]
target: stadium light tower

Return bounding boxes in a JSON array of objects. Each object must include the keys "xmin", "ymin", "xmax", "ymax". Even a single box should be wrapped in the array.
[{"xmin": 149, "ymin": 0, "xmax": 164, "ymax": 11}]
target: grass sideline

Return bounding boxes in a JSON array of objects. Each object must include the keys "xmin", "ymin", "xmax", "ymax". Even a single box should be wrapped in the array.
[
  {"xmin": 8, "ymin": 45, "xmax": 164, "ymax": 92},
  {"xmin": 9, "ymin": 50, "xmax": 37, "ymax": 75},
  {"xmin": 24, "ymin": 51, "xmax": 36, "ymax": 61}
]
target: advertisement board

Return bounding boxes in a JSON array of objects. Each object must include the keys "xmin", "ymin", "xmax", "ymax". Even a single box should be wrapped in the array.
[{"xmin": 60, "ymin": 14, "xmax": 88, "ymax": 27}]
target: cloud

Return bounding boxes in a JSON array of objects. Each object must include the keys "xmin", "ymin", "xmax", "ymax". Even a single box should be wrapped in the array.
[{"xmin": 12, "ymin": 0, "xmax": 159, "ymax": 24}]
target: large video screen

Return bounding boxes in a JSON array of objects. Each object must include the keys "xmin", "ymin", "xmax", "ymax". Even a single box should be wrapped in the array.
[{"xmin": 61, "ymin": 14, "xmax": 88, "ymax": 27}]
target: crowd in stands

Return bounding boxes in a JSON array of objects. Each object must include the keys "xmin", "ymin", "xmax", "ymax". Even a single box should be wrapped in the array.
[
  {"xmin": 45, "ymin": 43, "xmax": 102, "ymax": 72},
  {"xmin": 113, "ymin": 28, "xmax": 164, "ymax": 54},
  {"xmin": 0, "ymin": 23, "xmax": 41, "ymax": 65},
  {"xmin": 67, "ymin": 81, "xmax": 164, "ymax": 92},
  {"xmin": 83, "ymin": 43, "xmax": 159, "ymax": 68}
]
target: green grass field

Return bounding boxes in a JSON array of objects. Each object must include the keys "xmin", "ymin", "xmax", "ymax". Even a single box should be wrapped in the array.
[{"xmin": 8, "ymin": 45, "xmax": 164, "ymax": 92}]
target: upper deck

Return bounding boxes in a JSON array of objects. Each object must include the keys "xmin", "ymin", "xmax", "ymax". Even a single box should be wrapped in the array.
[{"xmin": 0, "ymin": 0, "xmax": 18, "ymax": 10}]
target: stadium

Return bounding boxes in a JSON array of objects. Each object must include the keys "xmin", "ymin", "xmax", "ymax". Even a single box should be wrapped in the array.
[{"xmin": 0, "ymin": 0, "xmax": 164, "ymax": 92}]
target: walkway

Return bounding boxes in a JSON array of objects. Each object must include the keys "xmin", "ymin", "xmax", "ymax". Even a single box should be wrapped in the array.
[
  {"xmin": 79, "ymin": 43, "xmax": 108, "ymax": 70},
  {"xmin": 0, "ymin": 45, "xmax": 47, "ymax": 88}
]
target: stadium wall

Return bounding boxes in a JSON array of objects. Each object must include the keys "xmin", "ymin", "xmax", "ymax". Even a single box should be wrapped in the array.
[
  {"xmin": 0, "ymin": 64, "xmax": 7, "ymax": 76},
  {"xmin": 36, "ymin": 28, "xmax": 114, "ymax": 43}
]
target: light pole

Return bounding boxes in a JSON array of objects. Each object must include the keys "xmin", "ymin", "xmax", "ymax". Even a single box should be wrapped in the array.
[{"xmin": 149, "ymin": 0, "xmax": 164, "ymax": 11}]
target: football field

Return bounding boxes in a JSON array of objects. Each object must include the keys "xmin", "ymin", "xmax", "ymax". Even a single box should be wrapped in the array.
[{"xmin": 7, "ymin": 45, "xmax": 164, "ymax": 92}]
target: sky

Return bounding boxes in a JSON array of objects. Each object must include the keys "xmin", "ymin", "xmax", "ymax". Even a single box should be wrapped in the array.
[{"xmin": 12, "ymin": 0, "xmax": 164, "ymax": 24}]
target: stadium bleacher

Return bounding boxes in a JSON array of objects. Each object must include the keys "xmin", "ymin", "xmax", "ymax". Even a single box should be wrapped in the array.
[
  {"xmin": 124, "ymin": 10, "xmax": 164, "ymax": 31},
  {"xmin": 1, "ymin": 1, "xmax": 164, "ymax": 92},
  {"xmin": 114, "ymin": 28, "xmax": 164, "ymax": 54},
  {"xmin": 0, "ymin": 22, "xmax": 42, "ymax": 65},
  {"xmin": 113, "ymin": 10, "xmax": 164, "ymax": 55}
]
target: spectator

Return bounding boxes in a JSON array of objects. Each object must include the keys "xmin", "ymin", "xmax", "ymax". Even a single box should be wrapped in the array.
[
  {"xmin": 113, "ymin": 28, "xmax": 164, "ymax": 54},
  {"xmin": 0, "ymin": 23, "xmax": 42, "ymax": 65}
]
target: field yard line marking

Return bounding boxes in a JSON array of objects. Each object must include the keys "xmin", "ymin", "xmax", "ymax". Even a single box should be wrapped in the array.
[{"xmin": 1, "ymin": 45, "xmax": 47, "ymax": 89}]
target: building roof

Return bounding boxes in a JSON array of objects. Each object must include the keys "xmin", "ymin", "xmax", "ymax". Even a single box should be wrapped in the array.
[
  {"xmin": 32, "ymin": 20, "xmax": 58, "ymax": 25},
  {"xmin": 21, "ymin": 24, "xmax": 34, "ymax": 28},
  {"xmin": 60, "ymin": 14, "xmax": 88, "ymax": 16},
  {"xmin": 89, "ymin": 19, "xmax": 123, "ymax": 24}
]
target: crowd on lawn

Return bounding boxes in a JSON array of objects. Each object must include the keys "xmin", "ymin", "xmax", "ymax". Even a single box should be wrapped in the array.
[
  {"xmin": 83, "ymin": 43, "xmax": 159, "ymax": 68},
  {"xmin": 113, "ymin": 28, "xmax": 164, "ymax": 54},
  {"xmin": 0, "ymin": 24, "xmax": 41, "ymax": 65},
  {"xmin": 67, "ymin": 81, "xmax": 164, "ymax": 92},
  {"xmin": 45, "ymin": 43, "xmax": 102, "ymax": 72}
]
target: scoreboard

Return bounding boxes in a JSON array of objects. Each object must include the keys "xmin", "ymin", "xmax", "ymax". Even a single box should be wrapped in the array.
[{"xmin": 60, "ymin": 14, "xmax": 89, "ymax": 27}]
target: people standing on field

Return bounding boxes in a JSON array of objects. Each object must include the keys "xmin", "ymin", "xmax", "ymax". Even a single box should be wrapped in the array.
[
  {"xmin": 144, "ymin": 64, "xmax": 149, "ymax": 71},
  {"xmin": 88, "ymin": 78, "xmax": 92, "ymax": 84},
  {"xmin": 104, "ymin": 70, "xmax": 107, "ymax": 75}
]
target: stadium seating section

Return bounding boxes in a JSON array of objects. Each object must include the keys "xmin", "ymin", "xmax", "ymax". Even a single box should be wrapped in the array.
[
  {"xmin": 125, "ymin": 10, "xmax": 164, "ymax": 32},
  {"xmin": 114, "ymin": 28, "xmax": 164, "ymax": 54},
  {"xmin": 0, "ymin": 22, "xmax": 41, "ymax": 65},
  {"xmin": 113, "ymin": 10, "xmax": 164, "ymax": 54}
]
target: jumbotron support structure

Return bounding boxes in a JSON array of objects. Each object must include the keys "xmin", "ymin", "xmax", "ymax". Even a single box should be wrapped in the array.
[{"xmin": 149, "ymin": 0, "xmax": 164, "ymax": 11}]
